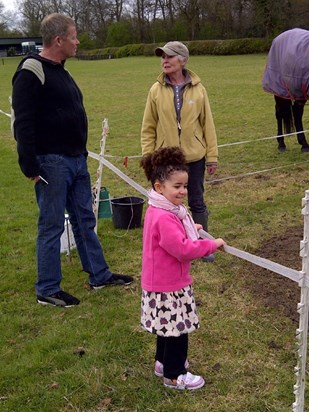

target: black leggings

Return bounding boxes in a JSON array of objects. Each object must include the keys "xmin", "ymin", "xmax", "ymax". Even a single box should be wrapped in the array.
[{"xmin": 155, "ymin": 334, "xmax": 188, "ymax": 379}]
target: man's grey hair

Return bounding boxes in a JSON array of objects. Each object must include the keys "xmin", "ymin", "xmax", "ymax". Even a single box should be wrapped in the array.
[{"xmin": 41, "ymin": 13, "xmax": 75, "ymax": 47}]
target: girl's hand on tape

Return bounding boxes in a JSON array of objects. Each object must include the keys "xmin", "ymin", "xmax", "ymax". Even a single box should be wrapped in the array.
[{"xmin": 215, "ymin": 238, "xmax": 226, "ymax": 251}]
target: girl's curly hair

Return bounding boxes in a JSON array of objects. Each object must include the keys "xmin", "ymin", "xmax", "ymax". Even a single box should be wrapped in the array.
[{"xmin": 140, "ymin": 147, "xmax": 188, "ymax": 187}]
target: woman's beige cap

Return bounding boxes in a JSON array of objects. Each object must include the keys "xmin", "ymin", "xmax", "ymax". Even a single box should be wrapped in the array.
[{"xmin": 155, "ymin": 41, "xmax": 189, "ymax": 58}]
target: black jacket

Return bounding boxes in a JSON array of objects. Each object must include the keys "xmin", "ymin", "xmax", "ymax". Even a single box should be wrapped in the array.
[{"xmin": 12, "ymin": 53, "xmax": 88, "ymax": 177}]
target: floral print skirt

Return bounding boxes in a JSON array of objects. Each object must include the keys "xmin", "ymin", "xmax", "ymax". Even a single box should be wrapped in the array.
[{"xmin": 141, "ymin": 285, "xmax": 200, "ymax": 337}]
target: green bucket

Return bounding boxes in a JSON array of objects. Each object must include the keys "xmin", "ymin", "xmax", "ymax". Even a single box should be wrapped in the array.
[{"xmin": 98, "ymin": 187, "xmax": 112, "ymax": 219}]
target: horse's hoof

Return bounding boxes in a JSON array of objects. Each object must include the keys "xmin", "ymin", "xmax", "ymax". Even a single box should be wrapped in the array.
[
  {"xmin": 301, "ymin": 146, "xmax": 309, "ymax": 153},
  {"xmin": 278, "ymin": 146, "xmax": 286, "ymax": 153}
]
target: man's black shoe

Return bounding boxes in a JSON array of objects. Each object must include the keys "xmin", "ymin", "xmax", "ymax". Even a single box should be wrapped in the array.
[
  {"xmin": 37, "ymin": 290, "xmax": 80, "ymax": 307},
  {"xmin": 89, "ymin": 274, "xmax": 134, "ymax": 289}
]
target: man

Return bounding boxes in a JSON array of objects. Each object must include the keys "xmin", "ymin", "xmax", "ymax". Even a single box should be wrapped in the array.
[{"xmin": 12, "ymin": 13, "xmax": 133, "ymax": 307}]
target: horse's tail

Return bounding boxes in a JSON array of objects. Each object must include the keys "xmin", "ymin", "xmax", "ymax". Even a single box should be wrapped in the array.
[{"xmin": 274, "ymin": 95, "xmax": 295, "ymax": 134}]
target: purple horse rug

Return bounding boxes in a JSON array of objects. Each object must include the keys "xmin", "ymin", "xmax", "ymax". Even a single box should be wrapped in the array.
[{"xmin": 262, "ymin": 28, "xmax": 309, "ymax": 100}]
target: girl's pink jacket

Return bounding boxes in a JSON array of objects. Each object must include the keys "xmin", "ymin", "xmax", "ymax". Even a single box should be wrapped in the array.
[{"xmin": 141, "ymin": 206, "xmax": 218, "ymax": 292}]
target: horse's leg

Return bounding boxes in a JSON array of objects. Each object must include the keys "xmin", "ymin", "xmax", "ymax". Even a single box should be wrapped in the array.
[
  {"xmin": 275, "ymin": 96, "xmax": 286, "ymax": 151},
  {"xmin": 275, "ymin": 96, "xmax": 292, "ymax": 151},
  {"xmin": 292, "ymin": 99, "xmax": 309, "ymax": 152}
]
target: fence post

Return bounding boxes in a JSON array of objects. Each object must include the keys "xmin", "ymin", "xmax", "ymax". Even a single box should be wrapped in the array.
[
  {"xmin": 92, "ymin": 118, "xmax": 109, "ymax": 233},
  {"xmin": 293, "ymin": 190, "xmax": 309, "ymax": 411}
]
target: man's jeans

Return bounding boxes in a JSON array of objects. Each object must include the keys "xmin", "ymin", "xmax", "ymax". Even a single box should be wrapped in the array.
[{"xmin": 35, "ymin": 154, "xmax": 112, "ymax": 296}]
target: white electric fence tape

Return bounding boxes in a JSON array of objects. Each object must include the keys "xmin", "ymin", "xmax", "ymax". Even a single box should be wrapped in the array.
[
  {"xmin": 89, "ymin": 151, "xmax": 148, "ymax": 197},
  {"xmin": 198, "ymin": 229, "xmax": 303, "ymax": 286}
]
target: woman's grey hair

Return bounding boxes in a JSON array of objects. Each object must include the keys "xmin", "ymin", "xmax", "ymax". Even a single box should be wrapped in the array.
[
  {"xmin": 41, "ymin": 13, "xmax": 75, "ymax": 47},
  {"xmin": 178, "ymin": 55, "xmax": 188, "ymax": 64}
]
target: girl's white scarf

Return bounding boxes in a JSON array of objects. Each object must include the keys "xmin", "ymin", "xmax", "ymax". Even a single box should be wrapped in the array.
[{"xmin": 148, "ymin": 189, "xmax": 199, "ymax": 241}]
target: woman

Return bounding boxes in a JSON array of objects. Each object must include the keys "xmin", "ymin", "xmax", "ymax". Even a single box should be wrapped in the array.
[{"xmin": 141, "ymin": 41, "xmax": 218, "ymax": 262}]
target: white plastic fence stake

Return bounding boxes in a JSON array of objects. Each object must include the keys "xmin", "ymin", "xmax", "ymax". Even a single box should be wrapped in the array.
[
  {"xmin": 293, "ymin": 190, "xmax": 309, "ymax": 412},
  {"xmin": 92, "ymin": 118, "xmax": 109, "ymax": 233}
]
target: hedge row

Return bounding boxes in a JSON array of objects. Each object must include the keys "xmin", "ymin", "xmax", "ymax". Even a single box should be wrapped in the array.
[{"xmin": 76, "ymin": 37, "xmax": 273, "ymax": 60}]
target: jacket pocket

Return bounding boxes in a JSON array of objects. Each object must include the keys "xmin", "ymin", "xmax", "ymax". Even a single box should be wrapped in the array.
[{"xmin": 194, "ymin": 133, "xmax": 206, "ymax": 148}]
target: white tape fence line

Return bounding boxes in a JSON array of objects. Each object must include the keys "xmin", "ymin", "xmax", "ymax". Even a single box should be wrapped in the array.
[
  {"xmin": 2, "ymin": 105, "xmax": 308, "ymax": 410},
  {"xmin": 2, "ymin": 106, "xmax": 309, "ymax": 185},
  {"xmin": 90, "ymin": 147, "xmax": 309, "ymax": 411}
]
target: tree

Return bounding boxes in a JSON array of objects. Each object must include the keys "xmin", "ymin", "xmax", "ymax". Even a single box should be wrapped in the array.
[
  {"xmin": 78, "ymin": 31, "xmax": 96, "ymax": 49},
  {"xmin": 19, "ymin": 0, "xmax": 55, "ymax": 36},
  {"xmin": 106, "ymin": 19, "xmax": 135, "ymax": 46},
  {"xmin": 289, "ymin": 0, "xmax": 309, "ymax": 29},
  {"xmin": 0, "ymin": 1, "xmax": 21, "ymax": 35},
  {"xmin": 175, "ymin": 0, "xmax": 201, "ymax": 40},
  {"xmin": 0, "ymin": 2, "xmax": 9, "ymax": 35},
  {"xmin": 112, "ymin": 0, "xmax": 124, "ymax": 22},
  {"xmin": 1, "ymin": 0, "xmax": 308, "ymax": 46},
  {"xmin": 251, "ymin": 0, "xmax": 290, "ymax": 37}
]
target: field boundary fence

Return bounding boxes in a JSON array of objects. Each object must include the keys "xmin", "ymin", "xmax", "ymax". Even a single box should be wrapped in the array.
[
  {"xmin": 1, "ymin": 108, "xmax": 308, "ymax": 411},
  {"xmin": 89, "ymin": 119, "xmax": 309, "ymax": 412}
]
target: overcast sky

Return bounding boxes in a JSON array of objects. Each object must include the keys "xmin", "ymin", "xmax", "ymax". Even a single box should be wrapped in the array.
[{"xmin": 2, "ymin": 0, "xmax": 16, "ymax": 12}]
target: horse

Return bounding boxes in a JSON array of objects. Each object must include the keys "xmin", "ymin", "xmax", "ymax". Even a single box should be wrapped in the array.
[{"xmin": 262, "ymin": 28, "xmax": 309, "ymax": 153}]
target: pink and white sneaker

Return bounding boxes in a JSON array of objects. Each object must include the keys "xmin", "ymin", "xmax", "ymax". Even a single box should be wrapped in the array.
[
  {"xmin": 164, "ymin": 372, "xmax": 205, "ymax": 390},
  {"xmin": 154, "ymin": 359, "xmax": 190, "ymax": 378}
]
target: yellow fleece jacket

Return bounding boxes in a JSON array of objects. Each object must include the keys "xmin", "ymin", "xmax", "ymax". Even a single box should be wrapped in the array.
[{"xmin": 141, "ymin": 69, "xmax": 218, "ymax": 164}]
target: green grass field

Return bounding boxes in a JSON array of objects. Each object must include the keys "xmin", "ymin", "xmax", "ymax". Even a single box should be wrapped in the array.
[{"xmin": 0, "ymin": 54, "xmax": 309, "ymax": 412}]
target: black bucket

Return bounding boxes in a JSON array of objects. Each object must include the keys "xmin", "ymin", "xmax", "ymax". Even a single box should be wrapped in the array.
[{"xmin": 111, "ymin": 196, "xmax": 145, "ymax": 229}]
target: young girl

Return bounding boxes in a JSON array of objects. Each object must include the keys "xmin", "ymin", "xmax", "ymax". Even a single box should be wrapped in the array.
[{"xmin": 140, "ymin": 146, "xmax": 225, "ymax": 391}]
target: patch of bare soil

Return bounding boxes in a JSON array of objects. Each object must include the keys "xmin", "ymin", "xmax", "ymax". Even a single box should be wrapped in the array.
[{"xmin": 243, "ymin": 226, "xmax": 303, "ymax": 323}]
